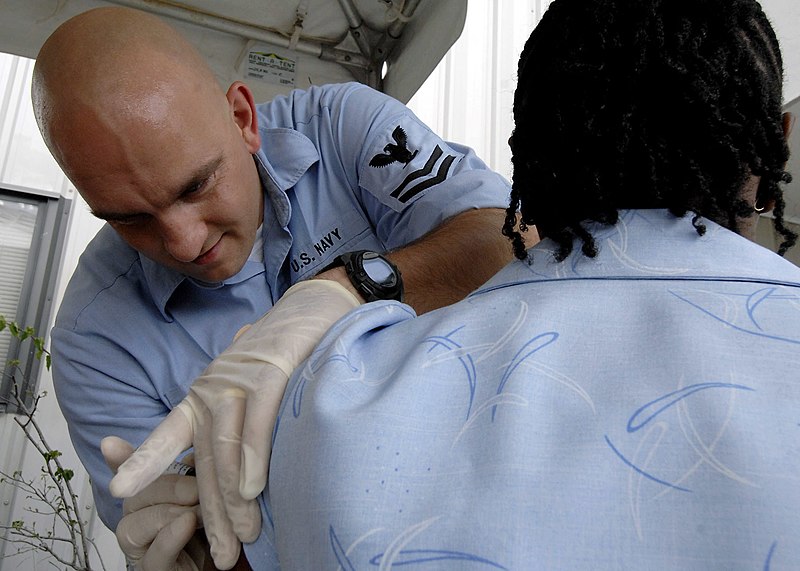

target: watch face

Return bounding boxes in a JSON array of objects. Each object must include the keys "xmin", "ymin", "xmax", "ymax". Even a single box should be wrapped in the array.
[{"xmin": 362, "ymin": 254, "xmax": 395, "ymax": 286}]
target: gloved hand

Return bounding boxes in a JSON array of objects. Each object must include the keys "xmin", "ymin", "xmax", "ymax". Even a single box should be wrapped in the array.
[
  {"xmin": 108, "ymin": 279, "xmax": 361, "ymax": 569},
  {"xmin": 102, "ymin": 436, "xmax": 205, "ymax": 571}
]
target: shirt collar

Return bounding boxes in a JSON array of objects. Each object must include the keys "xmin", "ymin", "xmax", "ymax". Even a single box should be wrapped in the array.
[
  {"xmin": 139, "ymin": 256, "xmax": 184, "ymax": 320},
  {"xmin": 474, "ymin": 209, "xmax": 800, "ymax": 296},
  {"xmin": 140, "ymin": 256, "xmax": 269, "ymax": 321},
  {"xmin": 254, "ymin": 128, "xmax": 319, "ymax": 205}
]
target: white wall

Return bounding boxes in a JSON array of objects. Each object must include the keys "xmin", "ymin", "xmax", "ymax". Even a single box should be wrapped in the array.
[
  {"xmin": 762, "ymin": 0, "xmax": 800, "ymax": 103},
  {"xmin": 408, "ymin": 0, "xmax": 555, "ymax": 182},
  {"xmin": 0, "ymin": 53, "xmax": 120, "ymax": 571}
]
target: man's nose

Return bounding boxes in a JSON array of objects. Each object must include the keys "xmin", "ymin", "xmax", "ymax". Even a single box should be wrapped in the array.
[{"xmin": 158, "ymin": 207, "xmax": 206, "ymax": 262}]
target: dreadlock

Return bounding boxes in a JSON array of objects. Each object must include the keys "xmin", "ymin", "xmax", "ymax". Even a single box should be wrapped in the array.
[{"xmin": 503, "ymin": 0, "xmax": 796, "ymax": 262}]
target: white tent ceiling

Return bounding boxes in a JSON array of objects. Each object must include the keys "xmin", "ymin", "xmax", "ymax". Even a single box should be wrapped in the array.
[{"xmin": 0, "ymin": 0, "xmax": 467, "ymax": 104}]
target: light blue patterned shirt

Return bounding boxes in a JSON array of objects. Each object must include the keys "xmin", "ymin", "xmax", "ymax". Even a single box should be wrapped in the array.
[{"xmin": 250, "ymin": 209, "xmax": 800, "ymax": 570}]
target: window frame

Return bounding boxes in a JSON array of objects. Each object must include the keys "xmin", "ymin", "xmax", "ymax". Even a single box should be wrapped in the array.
[{"xmin": 0, "ymin": 183, "xmax": 71, "ymax": 413}]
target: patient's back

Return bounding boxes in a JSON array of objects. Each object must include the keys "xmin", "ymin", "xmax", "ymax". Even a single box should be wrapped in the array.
[{"xmin": 267, "ymin": 211, "xmax": 800, "ymax": 570}]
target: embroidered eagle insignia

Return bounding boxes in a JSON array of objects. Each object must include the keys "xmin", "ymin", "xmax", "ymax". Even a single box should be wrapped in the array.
[{"xmin": 369, "ymin": 125, "xmax": 419, "ymax": 168}]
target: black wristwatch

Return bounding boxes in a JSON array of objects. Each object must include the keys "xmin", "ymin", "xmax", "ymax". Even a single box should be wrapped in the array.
[{"xmin": 335, "ymin": 250, "xmax": 404, "ymax": 302}]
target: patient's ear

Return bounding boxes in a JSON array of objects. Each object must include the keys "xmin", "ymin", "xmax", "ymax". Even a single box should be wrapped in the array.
[{"xmin": 756, "ymin": 112, "xmax": 794, "ymax": 216}]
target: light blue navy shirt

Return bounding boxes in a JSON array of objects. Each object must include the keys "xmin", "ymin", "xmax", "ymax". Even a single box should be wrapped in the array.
[
  {"xmin": 51, "ymin": 82, "xmax": 510, "ymax": 530},
  {"xmin": 251, "ymin": 210, "xmax": 800, "ymax": 570}
]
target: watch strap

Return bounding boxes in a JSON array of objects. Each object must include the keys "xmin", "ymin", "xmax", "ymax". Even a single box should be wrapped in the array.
[{"xmin": 337, "ymin": 250, "xmax": 404, "ymax": 303}]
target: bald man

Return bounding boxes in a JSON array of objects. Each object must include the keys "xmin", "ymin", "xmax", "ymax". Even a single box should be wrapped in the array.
[{"xmin": 33, "ymin": 6, "xmax": 516, "ymax": 570}]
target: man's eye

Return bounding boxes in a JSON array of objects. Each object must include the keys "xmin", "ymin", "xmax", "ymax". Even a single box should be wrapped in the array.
[
  {"xmin": 185, "ymin": 173, "xmax": 215, "ymax": 197},
  {"xmin": 186, "ymin": 181, "xmax": 205, "ymax": 195},
  {"xmin": 111, "ymin": 215, "xmax": 147, "ymax": 227}
]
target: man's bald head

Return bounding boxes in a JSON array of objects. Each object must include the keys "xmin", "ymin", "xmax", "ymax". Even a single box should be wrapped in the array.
[
  {"xmin": 30, "ymin": 7, "xmax": 265, "ymax": 283},
  {"xmin": 32, "ymin": 6, "xmax": 225, "ymax": 174}
]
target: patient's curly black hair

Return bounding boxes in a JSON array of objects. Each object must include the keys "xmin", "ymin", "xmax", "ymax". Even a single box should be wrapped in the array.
[{"xmin": 503, "ymin": 0, "xmax": 796, "ymax": 261}]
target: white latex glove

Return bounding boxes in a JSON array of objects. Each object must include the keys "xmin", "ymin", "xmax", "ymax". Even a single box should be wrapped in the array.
[
  {"xmin": 102, "ymin": 436, "xmax": 204, "ymax": 571},
  {"xmin": 109, "ymin": 279, "xmax": 361, "ymax": 569}
]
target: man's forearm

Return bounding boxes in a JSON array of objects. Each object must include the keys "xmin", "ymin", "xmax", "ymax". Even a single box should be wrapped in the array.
[
  {"xmin": 387, "ymin": 208, "xmax": 536, "ymax": 313},
  {"xmin": 314, "ymin": 208, "xmax": 538, "ymax": 314}
]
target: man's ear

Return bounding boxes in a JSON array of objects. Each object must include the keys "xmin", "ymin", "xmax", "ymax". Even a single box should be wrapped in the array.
[{"xmin": 226, "ymin": 81, "xmax": 261, "ymax": 154}]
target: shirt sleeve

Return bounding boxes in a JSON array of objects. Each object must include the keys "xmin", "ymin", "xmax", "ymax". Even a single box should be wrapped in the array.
[
  {"xmin": 51, "ymin": 325, "xmax": 177, "ymax": 530},
  {"xmin": 329, "ymin": 83, "xmax": 511, "ymax": 249}
]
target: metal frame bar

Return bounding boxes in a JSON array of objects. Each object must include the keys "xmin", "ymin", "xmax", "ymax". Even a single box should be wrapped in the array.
[{"xmin": 107, "ymin": 0, "xmax": 370, "ymax": 69}]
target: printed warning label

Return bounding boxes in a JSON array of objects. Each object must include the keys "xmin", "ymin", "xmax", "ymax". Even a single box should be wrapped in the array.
[{"xmin": 245, "ymin": 48, "xmax": 296, "ymax": 87}]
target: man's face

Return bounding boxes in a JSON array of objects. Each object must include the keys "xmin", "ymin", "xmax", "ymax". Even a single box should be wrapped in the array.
[{"xmin": 58, "ymin": 83, "xmax": 264, "ymax": 284}]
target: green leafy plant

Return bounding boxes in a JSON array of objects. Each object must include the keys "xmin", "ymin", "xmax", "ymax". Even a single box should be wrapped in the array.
[{"xmin": 0, "ymin": 316, "xmax": 106, "ymax": 570}]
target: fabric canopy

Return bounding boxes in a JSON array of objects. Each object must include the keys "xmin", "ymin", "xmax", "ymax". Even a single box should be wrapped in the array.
[{"xmin": 0, "ymin": 0, "xmax": 467, "ymax": 104}]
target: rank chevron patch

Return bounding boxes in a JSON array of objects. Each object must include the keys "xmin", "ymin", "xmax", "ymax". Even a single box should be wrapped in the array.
[{"xmin": 389, "ymin": 145, "xmax": 458, "ymax": 204}]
